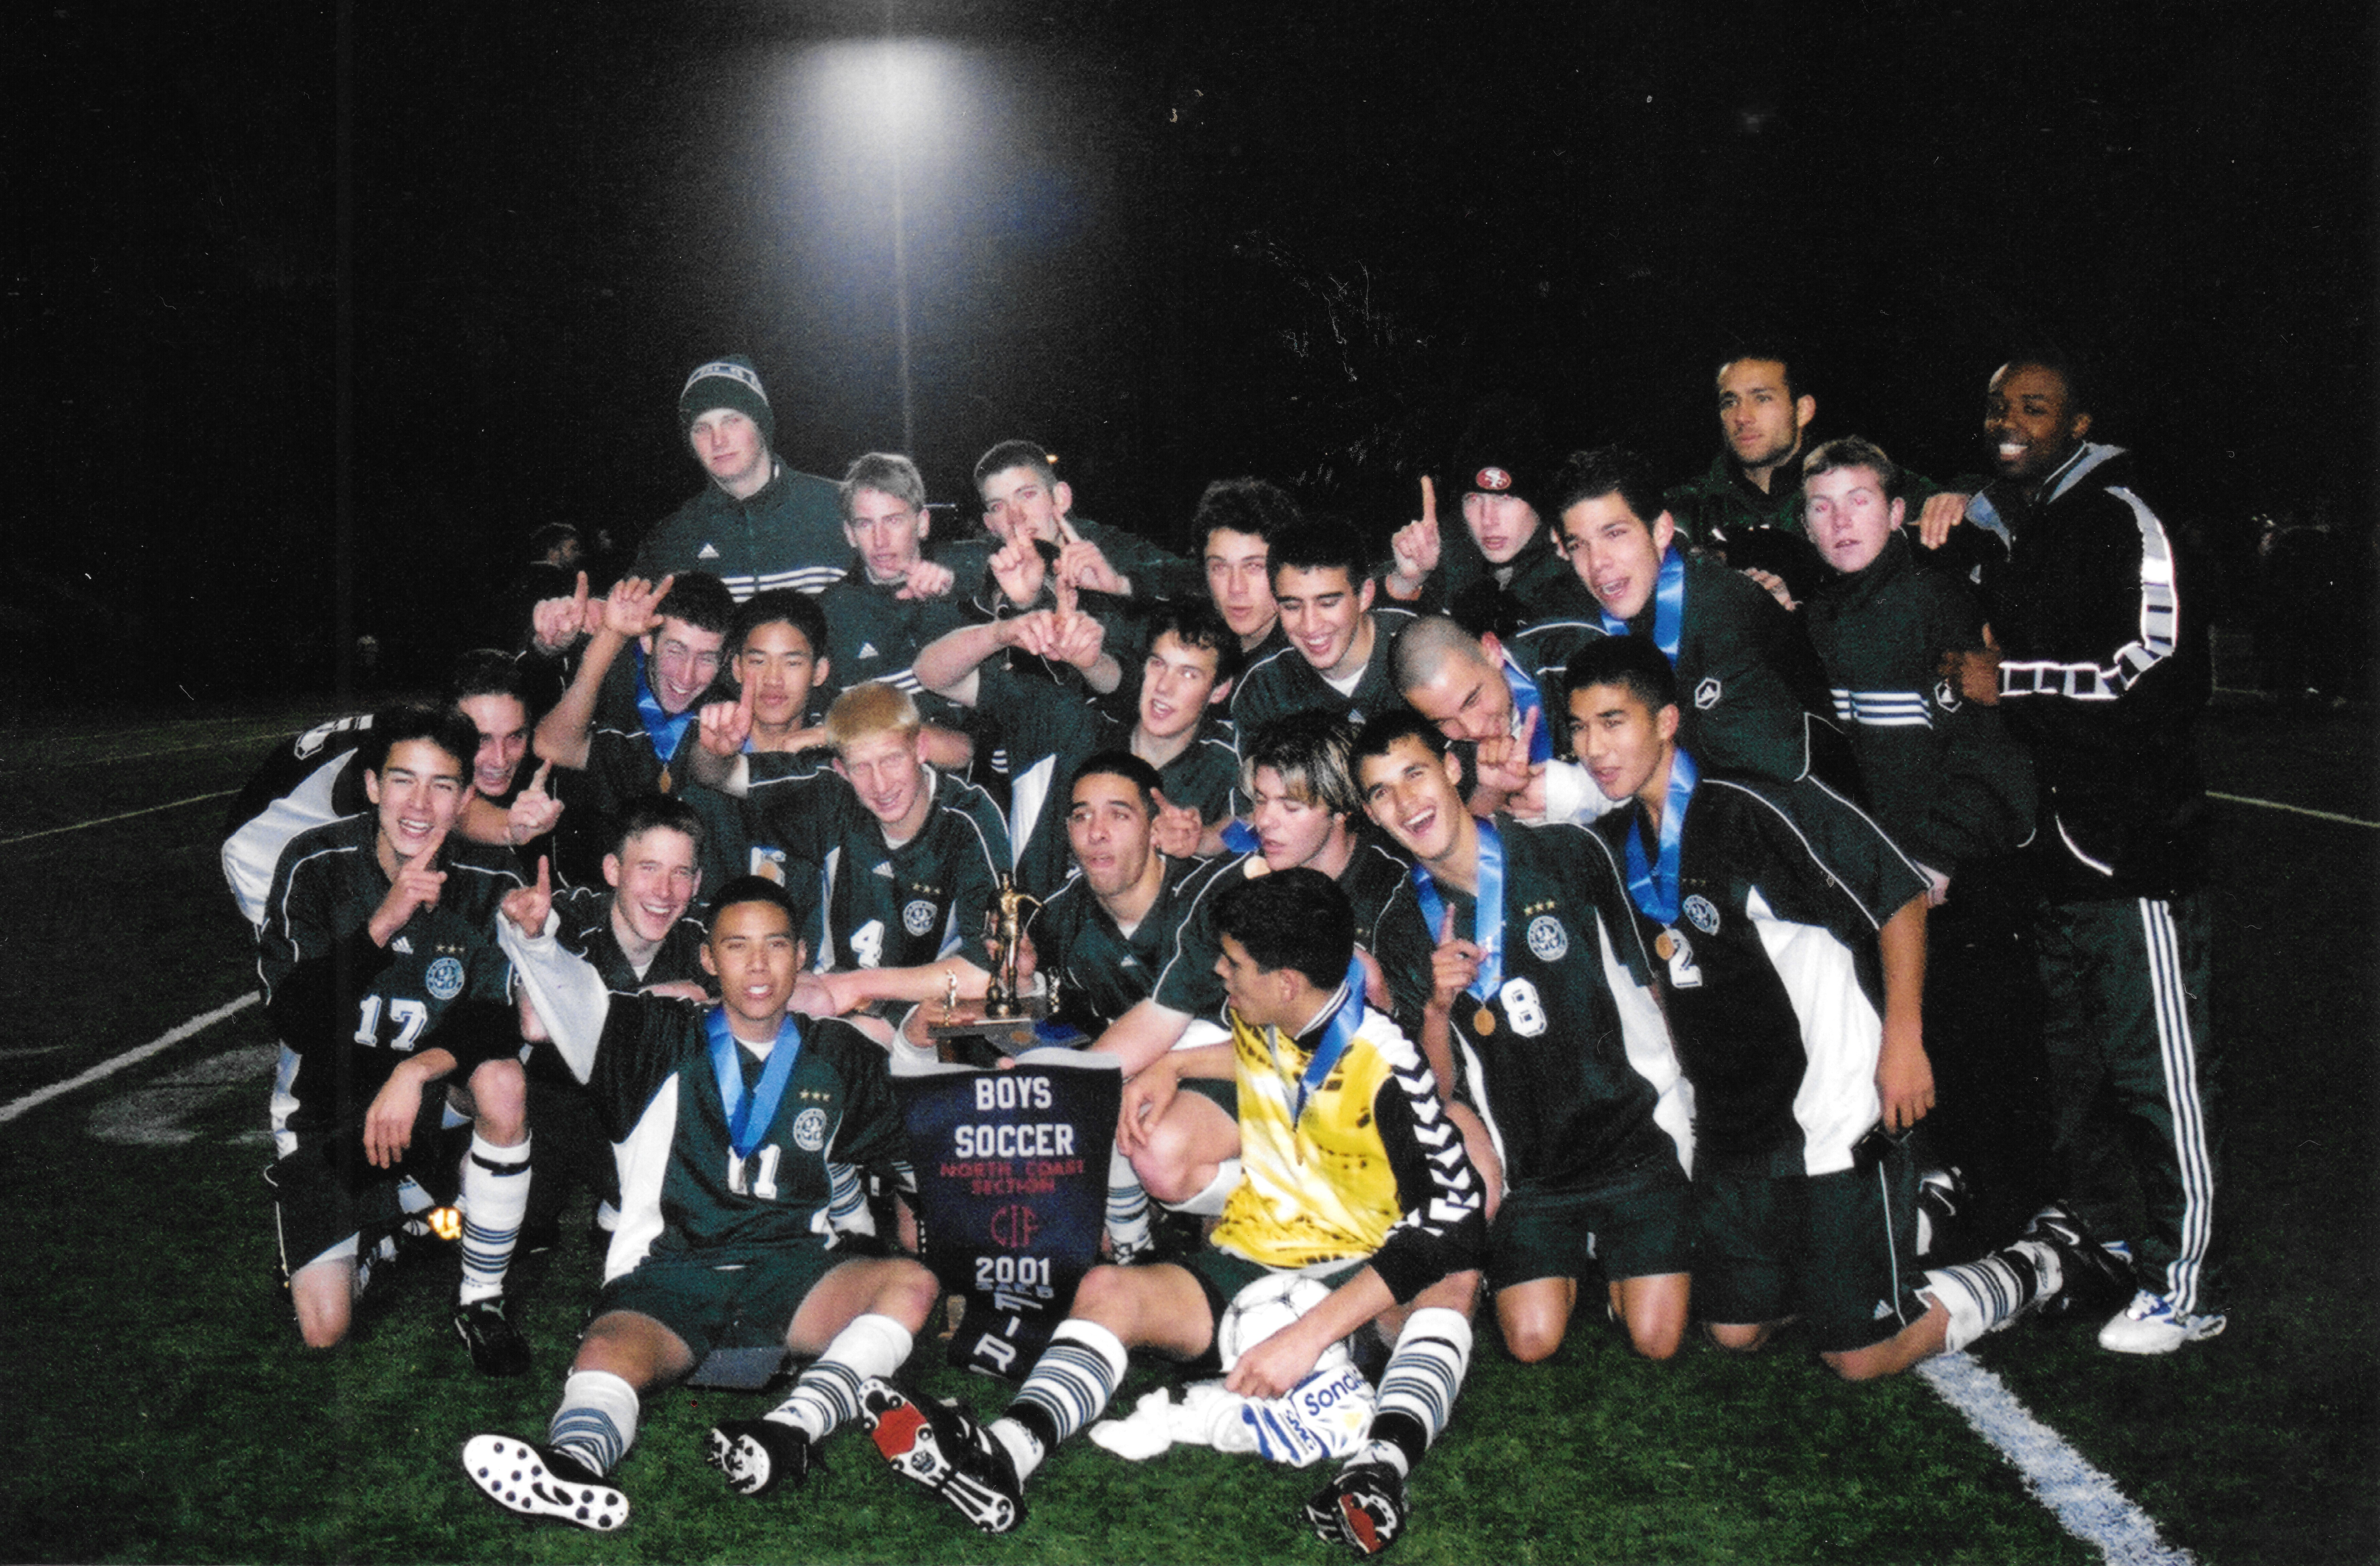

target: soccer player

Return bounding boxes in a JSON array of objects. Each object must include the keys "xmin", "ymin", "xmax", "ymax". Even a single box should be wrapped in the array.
[
  {"xmin": 972, "ymin": 437, "xmax": 1203, "ymax": 611},
  {"xmin": 1567, "ymin": 637, "xmax": 2117, "ymax": 1380},
  {"xmin": 1231, "ymin": 520, "xmax": 1419, "ymax": 738},
  {"xmin": 1391, "ymin": 613, "xmax": 1611, "ymax": 824},
  {"xmin": 913, "ymin": 599, "xmax": 1242, "ymax": 897},
  {"xmin": 1355, "ymin": 711, "xmax": 1692, "ymax": 1361},
  {"xmin": 1943, "ymin": 356, "xmax": 2224, "ymax": 1353},
  {"xmin": 1799, "ymin": 436, "xmax": 2047, "ymax": 1239},
  {"xmin": 222, "ymin": 651, "xmax": 562, "ymax": 928},
  {"xmin": 1017, "ymin": 752, "xmax": 1230, "ymax": 1039},
  {"xmin": 785, "ymin": 682, "xmax": 1013, "ymax": 1018},
  {"xmin": 1381, "ymin": 433, "xmax": 1591, "ymax": 634},
  {"xmin": 1532, "ymin": 444, "xmax": 1833, "ymax": 787},
  {"xmin": 813, "ymin": 451, "xmax": 980, "ymax": 766},
  {"xmin": 1101, "ymin": 713, "xmax": 1416, "ymax": 1225},
  {"xmin": 534, "ymin": 570, "xmax": 734, "ymax": 887},
  {"xmin": 255, "ymin": 706, "xmax": 532, "ymax": 1371},
  {"xmin": 859, "ymin": 869, "xmax": 1484, "ymax": 1557},
  {"xmin": 464, "ymin": 877, "xmax": 937, "ymax": 1531},
  {"xmin": 633, "ymin": 355, "xmax": 850, "ymax": 600},
  {"xmin": 1197, "ymin": 476, "xmax": 1296, "ymax": 661}
]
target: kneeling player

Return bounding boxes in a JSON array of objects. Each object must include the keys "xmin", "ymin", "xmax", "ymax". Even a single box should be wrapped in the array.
[
  {"xmin": 860, "ymin": 870, "xmax": 1485, "ymax": 1557},
  {"xmin": 256, "ymin": 706, "xmax": 532, "ymax": 1369},
  {"xmin": 1567, "ymin": 636, "xmax": 2120, "ymax": 1379},
  {"xmin": 464, "ymin": 878, "xmax": 937, "ymax": 1531},
  {"xmin": 1355, "ymin": 710, "xmax": 1693, "ymax": 1362}
]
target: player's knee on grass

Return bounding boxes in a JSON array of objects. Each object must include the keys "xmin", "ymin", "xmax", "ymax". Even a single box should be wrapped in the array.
[
  {"xmin": 1706, "ymin": 1321, "xmax": 1773, "ymax": 1353},
  {"xmin": 290, "ymin": 1257, "xmax": 354, "ymax": 1350},
  {"xmin": 1494, "ymin": 1279, "xmax": 1575, "ymax": 1364},
  {"xmin": 459, "ymin": 1057, "xmax": 529, "ymax": 1144},
  {"xmin": 1613, "ymin": 1274, "xmax": 1689, "ymax": 1362}
]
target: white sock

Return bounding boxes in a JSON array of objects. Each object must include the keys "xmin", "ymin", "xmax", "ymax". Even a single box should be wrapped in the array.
[
  {"xmin": 1165, "ymin": 1159, "xmax": 1243, "ymax": 1217},
  {"xmin": 1362, "ymin": 1307, "xmax": 1473, "ymax": 1477},
  {"xmin": 767, "ymin": 1313, "xmax": 914, "ymax": 1441},
  {"xmin": 1002, "ymin": 1318, "xmax": 1129, "ymax": 1480},
  {"xmin": 458, "ymin": 1133, "xmax": 530, "ymax": 1305},
  {"xmin": 549, "ymin": 1369, "xmax": 639, "ymax": 1475}
]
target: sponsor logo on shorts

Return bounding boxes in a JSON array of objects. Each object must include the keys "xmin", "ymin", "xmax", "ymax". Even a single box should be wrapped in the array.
[
  {"xmin": 792, "ymin": 1106, "xmax": 829, "ymax": 1152},
  {"xmin": 1525, "ymin": 915, "xmax": 1568, "ymax": 961},
  {"xmin": 903, "ymin": 899, "xmax": 939, "ymax": 937},
  {"xmin": 1684, "ymin": 895, "xmax": 1720, "ymax": 935},
  {"xmin": 425, "ymin": 956, "xmax": 466, "ymax": 1000}
]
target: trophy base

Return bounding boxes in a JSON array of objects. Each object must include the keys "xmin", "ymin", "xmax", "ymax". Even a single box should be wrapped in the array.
[{"xmin": 926, "ymin": 998, "xmax": 1088, "ymax": 1066}]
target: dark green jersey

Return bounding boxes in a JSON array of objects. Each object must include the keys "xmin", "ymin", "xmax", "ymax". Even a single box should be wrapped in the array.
[
  {"xmin": 1229, "ymin": 606, "xmax": 1418, "ymax": 739},
  {"xmin": 257, "ymin": 813, "xmax": 522, "ymax": 1141},
  {"xmin": 815, "ymin": 559, "xmax": 975, "ymax": 727},
  {"xmin": 1666, "ymin": 453, "xmax": 1951, "ymax": 604},
  {"xmin": 1373, "ymin": 818, "xmax": 1686, "ymax": 1192},
  {"xmin": 1514, "ymin": 553, "xmax": 1831, "ymax": 787},
  {"xmin": 593, "ymin": 999, "xmax": 910, "ymax": 1279},
  {"xmin": 976, "ymin": 660, "xmax": 1240, "ymax": 899},
  {"xmin": 1152, "ymin": 837, "xmax": 1415, "ymax": 1021},
  {"xmin": 1592, "ymin": 774, "xmax": 1930, "ymax": 1177},
  {"xmin": 741, "ymin": 749, "xmax": 840, "ymax": 902},
  {"xmin": 781, "ymin": 767, "xmax": 1013, "ymax": 973},
  {"xmin": 1023, "ymin": 854, "xmax": 1223, "ymax": 1033},
  {"xmin": 555, "ymin": 648, "xmax": 723, "ymax": 887}
]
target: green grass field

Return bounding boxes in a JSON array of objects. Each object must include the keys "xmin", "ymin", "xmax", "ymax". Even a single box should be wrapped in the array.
[{"xmin": 2, "ymin": 674, "xmax": 2373, "ymax": 1564}]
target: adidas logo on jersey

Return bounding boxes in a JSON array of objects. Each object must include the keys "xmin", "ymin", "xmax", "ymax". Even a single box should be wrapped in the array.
[
  {"xmin": 857, "ymin": 642, "xmax": 880, "ymax": 660},
  {"xmin": 698, "ymin": 543, "xmax": 721, "ymax": 560},
  {"xmin": 873, "ymin": 861, "xmax": 897, "ymax": 879},
  {"xmin": 391, "ymin": 936, "xmax": 414, "ymax": 954}
]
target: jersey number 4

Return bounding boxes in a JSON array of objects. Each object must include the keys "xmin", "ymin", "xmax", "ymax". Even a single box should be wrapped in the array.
[{"xmin": 353, "ymin": 996, "xmax": 429, "ymax": 1052}]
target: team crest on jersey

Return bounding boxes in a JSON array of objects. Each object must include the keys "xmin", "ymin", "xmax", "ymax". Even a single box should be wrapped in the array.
[
  {"xmin": 1684, "ymin": 895, "xmax": 1721, "ymax": 935},
  {"xmin": 1933, "ymin": 678, "xmax": 1963, "ymax": 713},
  {"xmin": 1525, "ymin": 915, "xmax": 1569, "ymax": 961},
  {"xmin": 791, "ymin": 1106, "xmax": 829, "ymax": 1152},
  {"xmin": 424, "ymin": 956, "xmax": 465, "ymax": 1000},
  {"xmin": 902, "ymin": 899, "xmax": 939, "ymax": 937},
  {"xmin": 1695, "ymin": 677, "xmax": 1723, "ymax": 710}
]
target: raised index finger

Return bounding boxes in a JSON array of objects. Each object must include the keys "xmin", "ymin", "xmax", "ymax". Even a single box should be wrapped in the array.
[
  {"xmin": 408, "ymin": 826, "xmax": 449, "ymax": 870},
  {"xmin": 529, "ymin": 758, "xmax": 553, "ymax": 794},
  {"xmin": 1419, "ymin": 474, "xmax": 1436, "ymax": 526}
]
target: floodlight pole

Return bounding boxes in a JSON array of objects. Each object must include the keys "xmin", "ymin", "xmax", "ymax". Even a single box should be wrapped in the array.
[{"xmin": 883, "ymin": 20, "xmax": 916, "ymax": 456}]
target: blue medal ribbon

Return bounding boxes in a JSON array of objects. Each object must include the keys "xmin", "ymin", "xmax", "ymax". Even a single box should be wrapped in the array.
[
  {"xmin": 1406, "ymin": 817, "xmax": 1506, "ymax": 1003},
  {"xmin": 1623, "ymin": 748, "xmax": 1698, "ymax": 925},
  {"xmin": 1499, "ymin": 657, "xmax": 1555, "ymax": 764},
  {"xmin": 705, "ymin": 1006, "xmax": 805, "ymax": 1160},
  {"xmin": 1601, "ymin": 543, "xmax": 1687, "ymax": 663},
  {"xmin": 1221, "ymin": 818, "xmax": 1260, "ymax": 856},
  {"xmin": 1276, "ymin": 956, "xmax": 1370, "ymax": 1124},
  {"xmin": 630, "ymin": 644, "xmax": 698, "ymax": 767}
]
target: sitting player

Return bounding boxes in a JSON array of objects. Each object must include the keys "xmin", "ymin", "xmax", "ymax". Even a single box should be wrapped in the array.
[
  {"xmin": 465, "ymin": 877, "xmax": 938, "ymax": 1531},
  {"xmin": 913, "ymin": 598, "xmax": 1243, "ymax": 897},
  {"xmin": 791, "ymin": 682, "xmax": 1013, "ymax": 1019},
  {"xmin": 254, "ymin": 706, "xmax": 533, "ymax": 1372},
  {"xmin": 1355, "ymin": 711, "xmax": 1692, "ymax": 1361},
  {"xmin": 860, "ymin": 869, "xmax": 1485, "ymax": 1557},
  {"xmin": 1567, "ymin": 636, "xmax": 2121, "ymax": 1379}
]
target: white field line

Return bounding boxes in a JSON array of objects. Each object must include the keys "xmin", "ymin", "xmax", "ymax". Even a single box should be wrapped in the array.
[
  {"xmin": 1919, "ymin": 1352, "xmax": 2194, "ymax": 1565},
  {"xmin": 2207, "ymin": 790, "xmax": 2378, "ymax": 829},
  {"xmin": 0, "ymin": 789, "xmax": 237, "ymax": 847},
  {"xmin": 0, "ymin": 733, "xmax": 280, "ymax": 776},
  {"xmin": 0, "ymin": 993, "xmax": 259, "ymax": 1126}
]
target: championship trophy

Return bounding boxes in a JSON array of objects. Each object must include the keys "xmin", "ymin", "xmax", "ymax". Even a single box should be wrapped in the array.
[{"xmin": 925, "ymin": 874, "xmax": 1086, "ymax": 1064}]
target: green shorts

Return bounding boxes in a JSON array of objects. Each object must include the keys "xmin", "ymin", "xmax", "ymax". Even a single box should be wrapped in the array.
[
  {"xmin": 1489, "ymin": 1154, "xmax": 1691, "ymax": 1293},
  {"xmin": 268, "ymin": 1094, "xmax": 461, "ymax": 1280},
  {"xmin": 1178, "ymin": 1247, "xmax": 1364, "ymax": 1375},
  {"xmin": 1691, "ymin": 1145, "xmax": 1927, "ymax": 1354},
  {"xmin": 598, "ymin": 1239, "xmax": 886, "ymax": 1364},
  {"xmin": 1177, "ymin": 1076, "xmax": 1238, "ymax": 1119}
]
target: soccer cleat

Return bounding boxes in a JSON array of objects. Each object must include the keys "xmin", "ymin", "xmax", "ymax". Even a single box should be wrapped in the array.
[
  {"xmin": 705, "ymin": 1417, "xmax": 816, "ymax": 1498},
  {"xmin": 1304, "ymin": 1460, "xmax": 1409, "ymax": 1558},
  {"xmin": 2098, "ymin": 1290, "xmax": 2228, "ymax": 1355},
  {"xmin": 858, "ymin": 1379, "xmax": 1022, "ymax": 1533},
  {"xmin": 2018, "ymin": 1202, "xmax": 2134, "ymax": 1319},
  {"xmin": 452, "ymin": 1296, "xmax": 532, "ymax": 1378},
  {"xmin": 461, "ymin": 1434, "xmax": 627, "ymax": 1531},
  {"xmin": 1915, "ymin": 1164, "xmax": 1967, "ymax": 1257}
]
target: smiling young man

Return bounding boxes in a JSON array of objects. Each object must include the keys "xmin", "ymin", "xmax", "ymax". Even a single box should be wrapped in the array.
[
  {"xmin": 970, "ymin": 438, "xmax": 1204, "ymax": 613},
  {"xmin": 468, "ymin": 877, "xmax": 937, "ymax": 1531},
  {"xmin": 1381, "ymin": 430, "xmax": 1591, "ymax": 635},
  {"xmin": 861, "ymin": 869, "xmax": 1484, "ymax": 1559},
  {"xmin": 1566, "ymin": 636, "xmax": 2110, "ymax": 1381},
  {"xmin": 914, "ymin": 599, "xmax": 1243, "ymax": 897},
  {"xmin": 633, "ymin": 356, "xmax": 850, "ymax": 600},
  {"xmin": 1355, "ymin": 710, "xmax": 1692, "ymax": 1364},
  {"xmin": 255, "ymin": 706, "xmax": 533, "ymax": 1371},
  {"xmin": 814, "ymin": 453, "xmax": 982, "ymax": 761},
  {"xmin": 1799, "ymin": 436, "xmax": 2047, "ymax": 1244},
  {"xmin": 1941, "ymin": 357, "xmax": 2224, "ymax": 1355},
  {"xmin": 1519, "ymin": 444, "xmax": 1832, "ymax": 791},
  {"xmin": 772, "ymin": 681, "xmax": 1013, "ymax": 1021},
  {"xmin": 1231, "ymin": 520, "xmax": 1419, "ymax": 739},
  {"xmin": 535, "ymin": 571, "xmax": 736, "ymax": 886}
]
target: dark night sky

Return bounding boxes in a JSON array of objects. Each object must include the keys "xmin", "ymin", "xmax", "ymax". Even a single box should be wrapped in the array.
[{"xmin": 10, "ymin": 1, "xmax": 2374, "ymax": 701}]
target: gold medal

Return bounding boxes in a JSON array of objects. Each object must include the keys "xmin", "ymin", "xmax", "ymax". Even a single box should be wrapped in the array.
[
  {"xmin": 1473, "ymin": 1002, "xmax": 1495, "ymax": 1035},
  {"xmin": 1655, "ymin": 930, "xmax": 1677, "ymax": 962},
  {"xmin": 656, "ymin": 765, "xmax": 672, "ymax": 794}
]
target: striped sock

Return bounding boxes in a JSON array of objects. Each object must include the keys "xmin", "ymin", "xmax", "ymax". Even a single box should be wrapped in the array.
[
  {"xmin": 997, "ymin": 1319, "xmax": 1128, "ymax": 1480},
  {"xmin": 1359, "ymin": 1307, "xmax": 1473, "ymax": 1477},
  {"xmin": 549, "ymin": 1369, "xmax": 639, "ymax": 1476},
  {"xmin": 766, "ymin": 1314, "xmax": 914, "ymax": 1442},
  {"xmin": 457, "ymin": 1133, "xmax": 530, "ymax": 1305},
  {"xmin": 1924, "ymin": 1242, "xmax": 2052, "ymax": 1353},
  {"xmin": 825, "ymin": 1163, "xmax": 872, "ymax": 1235},
  {"xmin": 1106, "ymin": 1147, "xmax": 1153, "ymax": 1256}
]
